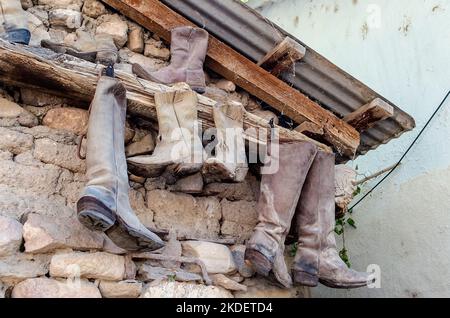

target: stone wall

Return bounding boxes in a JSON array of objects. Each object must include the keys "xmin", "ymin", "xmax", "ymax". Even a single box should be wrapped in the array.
[{"xmin": 0, "ymin": 0, "xmax": 308, "ymax": 298}]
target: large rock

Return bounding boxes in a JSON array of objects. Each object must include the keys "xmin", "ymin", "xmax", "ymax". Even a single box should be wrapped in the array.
[
  {"xmin": 0, "ymin": 254, "xmax": 50, "ymax": 284},
  {"xmin": 147, "ymin": 190, "xmax": 221, "ymax": 240},
  {"xmin": 141, "ymin": 281, "xmax": 233, "ymax": 298},
  {"xmin": 168, "ymin": 173, "xmax": 204, "ymax": 194},
  {"xmin": 220, "ymin": 200, "xmax": 258, "ymax": 242},
  {"xmin": 82, "ymin": 0, "xmax": 107, "ymax": 18},
  {"xmin": 0, "ymin": 97, "xmax": 25, "ymax": 117},
  {"xmin": 99, "ymin": 280, "xmax": 142, "ymax": 298},
  {"xmin": 38, "ymin": 0, "xmax": 84, "ymax": 11},
  {"xmin": 50, "ymin": 252, "xmax": 126, "ymax": 281},
  {"xmin": 182, "ymin": 241, "xmax": 237, "ymax": 274},
  {"xmin": 120, "ymin": 48, "xmax": 166, "ymax": 71},
  {"xmin": 127, "ymin": 24, "xmax": 144, "ymax": 53},
  {"xmin": 234, "ymin": 278, "xmax": 310, "ymax": 298},
  {"xmin": 0, "ymin": 127, "xmax": 33, "ymax": 155},
  {"xmin": 0, "ymin": 216, "xmax": 23, "ymax": 257},
  {"xmin": 26, "ymin": 10, "xmax": 51, "ymax": 47},
  {"xmin": 43, "ymin": 107, "xmax": 88, "ymax": 135},
  {"xmin": 138, "ymin": 265, "xmax": 203, "ymax": 283},
  {"xmin": 64, "ymin": 29, "xmax": 97, "ymax": 52},
  {"xmin": 125, "ymin": 134, "xmax": 155, "ymax": 157},
  {"xmin": 12, "ymin": 277, "xmax": 101, "ymax": 298},
  {"xmin": 202, "ymin": 175, "xmax": 258, "ymax": 201},
  {"xmin": 49, "ymin": 9, "xmax": 83, "ymax": 29},
  {"xmin": 33, "ymin": 138, "xmax": 86, "ymax": 173},
  {"xmin": 144, "ymin": 39, "xmax": 170, "ymax": 61},
  {"xmin": 20, "ymin": 88, "xmax": 70, "ymax": 107},
  {"xmin": 96, "ymin": 14, "xmax": 128, "ymax": 48},
  {"xmin": 23, "ymin": 214, "xmax": 104, "ymax": 253}
]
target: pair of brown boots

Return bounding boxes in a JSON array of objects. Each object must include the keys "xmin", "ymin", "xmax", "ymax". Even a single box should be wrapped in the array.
[{"xmin": 245, "ymin": 142, "xmax": 372, "ymax": 289}]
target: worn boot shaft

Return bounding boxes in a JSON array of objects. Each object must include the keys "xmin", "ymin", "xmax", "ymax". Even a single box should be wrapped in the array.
[
  {"xmin": 203, "ymin": 100, "xmax": 248, "ymax": 182},
  {"xmin": 0, "ymin": 0, "xmax": 30, "ymax": 44},
  {"xmin": 293, "ymin": 151, "xmax": 371, "ymax": 288}
]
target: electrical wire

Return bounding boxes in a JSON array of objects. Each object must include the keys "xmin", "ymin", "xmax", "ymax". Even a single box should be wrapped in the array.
[{"xmin": 349, "ymin": 89, "xmax": 450, "ymax": 210}]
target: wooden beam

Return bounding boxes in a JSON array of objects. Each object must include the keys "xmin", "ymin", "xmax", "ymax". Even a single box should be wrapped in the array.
[
  {"xmin": 257, "ymin": 37, "xmax": 306, "ymax": 76},
  {"xmin": 0, "ymin": 40, "xmax": 332, "ymax": 154},
  {"xmin": 100, "ymin": 0, "xmax": 360, "ymax": 157},
  {"xmin": 295, "ymin": 121, "xmax": 324, "ymax": 136},
  {"xmin": 344, "ymin": 98, "xmax": 394, "ymax": 132}
]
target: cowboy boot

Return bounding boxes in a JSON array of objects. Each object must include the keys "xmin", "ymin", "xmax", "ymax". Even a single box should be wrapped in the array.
[
  {"xmin": 0, "ymin": 0, "xmax": 30, "ymax": 44},
  {"xmin": 292, "ymin": 151, "xmax": 371, "ymax": 288},
  {"xmin": 41, "ymin": 33, "xmax": 117, "ymax": 65},
  {"xmin": 132, "ymin": 26, "xmax": 208, "ymax": 93},
  {"xmin": 202, "ymin": 100, "xmax": 248, "ymax": 183},
  {"xmin": 77, "ymin": 75, "xmax": 164, "ymax": 251},
  {"xmin": 127, "ymin": 84, "xmax": 205, "ymax": 178},
  {"xmin": 244, "ymin": 142, "xmax": 317, "ymax": 288}
]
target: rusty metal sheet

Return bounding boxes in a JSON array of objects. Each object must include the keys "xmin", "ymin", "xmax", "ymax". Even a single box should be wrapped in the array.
[{"xmin": 160, "ymin": 0, "xmax": 415, "ymax": 157}]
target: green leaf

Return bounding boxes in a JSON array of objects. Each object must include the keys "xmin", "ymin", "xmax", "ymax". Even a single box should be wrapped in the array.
[
  {"xmin": 334, "ymin": 225, "xmax": 344, "ymax": 236},
  {"xmin": 289, "ymin": 243, "xmax": 298, "ymax": 257},
  {"xmin": 347, "ymin": 218, "xmax": 357, "ymax": 229},
  {"xmin": 353, "ymin": 186, "xmax": 362, "ymax": 196},
  {"xmin": 339, "ymin": 248, "xmax": 351, "ymax": 268},
  {"xmin": 167, "ymin": 274, "xmax": 176, "ymax": 282}
]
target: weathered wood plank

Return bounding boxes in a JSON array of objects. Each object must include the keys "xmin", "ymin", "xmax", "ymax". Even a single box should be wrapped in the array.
[
  {"xmin": 295, "ymin": 121, "xmax": 324, "ymax": 136},
  {"xmin": 100, "ymin": 0, "xmax": 360, "ymax": 157},
  {"xmin": 0, "ymin": 40, "xmax": 332, "ymax": 154},
  {"xmin": 344, "ymin": 98, "xmax": 394, "ymax": 132},
  {"xmin": 257, "ymin": 37, "xmax": 306, "ymax": 76}
]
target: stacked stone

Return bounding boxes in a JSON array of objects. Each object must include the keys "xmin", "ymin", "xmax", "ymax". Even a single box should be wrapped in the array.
[{"xmin": 0, "ymin": 0, "xmax": 301, "ymax": 298}]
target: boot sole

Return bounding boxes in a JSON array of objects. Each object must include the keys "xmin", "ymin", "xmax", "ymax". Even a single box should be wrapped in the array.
[
  {"xmin": 319, "ymin": 278, "xmax": 369, "ymax": 289},
  {"xmin": 77, "ymin": 196, "xmax": 116, "ymax": 232},
  {"xmin": 106, "ymin": 217, "xmax": 165, "ymax": 252},
  {"xmin": 244, "ymin": 248, "xmax": 273, "ymax": 277},
  {"xmin": 293, "ymin": 270, "xmax": 319, "ymax": 287}
]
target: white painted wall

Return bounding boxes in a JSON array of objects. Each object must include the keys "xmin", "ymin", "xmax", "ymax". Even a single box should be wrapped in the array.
[{"xmin": 247, "ymin": 0, "xmax": 450, "ymax": 297}]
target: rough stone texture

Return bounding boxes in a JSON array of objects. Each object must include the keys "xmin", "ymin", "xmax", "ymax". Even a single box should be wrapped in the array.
[
  {"xmin": 213, "ymin": 79, "xmax": 236, "ymax": 92},
  {"xmin": 148, "ymin": 190, "xmax": 221, "ymax": 240},
  {"xmin": 182, "ymin": 241, "xmax": 237, "ymax": 274},
  {"xmin": 34, "ymin": 138, "xmax": 86, "ymax": 173},
  {"xmin": 120, "ymin": 48, "xmax": 166, "ymax": 71},
  {"xmin": 82, "ymin": 0, "xmax": 107, "ymax": 18},
  {"xmin": 168, "ymin": 173, "xmax": 204, "ymax": 194},
  {"xmin": 23, "ymin": 213, "xmax": 104, "ymax": 253},
  {"xmin": 38, "ymin": 0, "xmax": 84, "ymax": 11},
  {"xmin": 141, "ymin": 281, "xmax": 233, "ymax": 298},
  {"xmin": 0, "ymin": 127, "xmax": 33, "ymax": 155},
  {"xmin": 20, "ymin": 88, "xmax": 70, "ymax": 106},
  {"xmin": 0, "ymin": 216, "xmax": 23, "ymax": 257},
  {"xmin": 127, "ymin": 24, "xmax": 144, "ymax": 53},
  {"xmin": 144, "ymin": 39, "xmax": 170, "ymax": 61},
  {"xmin": 234, "ymin": 278, "xmax": 310, "ymax": 298},
  {"xmin": 12, "ymin": 277, "xmax": 101, "ymax": 298},
  {"xmin": 43, "ymin": 107, "xmax": 88, "ymax": 135},
  {"xmin": 202, "ymin": 175, "xmax": 259, "ymax": 201},
  {"xmin": 0, "ymin": 254, "xmax": 50, "ymax": 284},
  {"xmin": 211, "ymin": 274, "xmax": 247, "ymax": 292},
  {"xmin": 0, "ymin": 97, "xmax": 25, "ymax": 117},
  {"xmin": 125, "ymin": 134, "xmax": 155, "ymax": 157},
  {"xmin": 230, "ymin": 245, "xmax": 255, "ymax": 278},
  {"xmin": 99, "ymin": 280, "xmax": 142, "ymax": 298},
  {"xmin": 138, "ymin": 265, "xmax": 203, "ymax": 283},
  {"xmin": 27, "ymin": 10, "xmax": 51, "ymax": 47},
  {"xmin": 96, "ymin": 14, "xmax": 128, "ymax": 48},
  {"xmin": 50, "ymin": 252, "xmax": 126, "ymax": 281},
  {"xmin": 221, "ymin": 199, "xmax": 258, "ymax": 242},
  {"xmin": 49, "ymin": 9, "xmax": 83, "ymax": 29}
]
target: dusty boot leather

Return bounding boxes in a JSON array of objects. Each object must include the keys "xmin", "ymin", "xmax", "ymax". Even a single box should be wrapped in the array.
[
  {"xmin": 132, "ymin": 26, "xmax": 208, "ymax": 93},
  {"xmin": 245, "ymin": 142, "xmax": 317, "ymax": 288},
  {"xmin": 292, "ymin": 151, "xmax": 371, "ymax": 289},
  {"xmin": 41, "ymin": 34, "xmax": 117, "ymax": 65},
  {"xmin": 127, "ymin": 84, "xmax": 206, "ymax": 178},
  {"xmin": 202, "ymin": 100, "xmax": 248, "ymax": 183},
  {"xmin": 0, "ymin": 0, "xmax": 30, "ymax": 44},
  {"xmin": 77, "ymin": 75, "xmax": 164, "ymax": 252}
]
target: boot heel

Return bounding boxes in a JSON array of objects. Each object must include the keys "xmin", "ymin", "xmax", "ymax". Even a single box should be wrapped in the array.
[
  {"xmin": 244, "ymin": 248, "xmax": 273, "ymax": 277},
  {"xmin": 186, "ymin": 69, "xmax": 206, "ymax": 93},
  {"xmin": 293, "ymin": 270, "xmax": 319, "ymax": 287},
  {"xmin": 77, "ymin": 196, "xmax": 116, "ymax": 232}
]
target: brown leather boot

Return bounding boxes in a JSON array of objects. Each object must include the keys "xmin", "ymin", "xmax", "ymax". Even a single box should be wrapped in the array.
[
  {"xmin": 77, "ymin": 75, "xmax": 164, "ymax": 252},
  {"xmin": 132, "ymin": 26, "xmax": 208, "ymax": 93},
  {"xmin": 0, "ymin": 0, "xmax": 30, "ymax": 44},
  {"xmin": 292, "ymin": 151, "xmax": 371, "ymax": 289},
  {"xmin": 245, "ymin": 142, "xmax": 317, "ymax": 288}
]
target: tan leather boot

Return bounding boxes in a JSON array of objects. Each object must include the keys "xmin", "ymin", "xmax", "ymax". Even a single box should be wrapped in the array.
[
  {"xmin": 132, "ymin": 26, "xmax": 208, "ymax": 93},
  {"xmin": 41, "ymin": 33, "xmax": 117, "ymax": 65},
  {"xmin": 245, "ymin": 142, "xmax": 317, "ymax": 288},
  {"xmin": 202, "ymin": 101, "xmax": 248, "ymax": 183},
  {"xmin": 77, "ymin": 76, "xmax": 164, "ymax": 251},
  {"xmin": 0, "ymin": 0, "xmax": 30, "ymax": 44},
  {"xmin": 292, "ymin": 151, "xmax": 371, "ymax": 288},
  {"xmin": 127, "ymin": 85, "xmax": 206, "ymax": 178}
]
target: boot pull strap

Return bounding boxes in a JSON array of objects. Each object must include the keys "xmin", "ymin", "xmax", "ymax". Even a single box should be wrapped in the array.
[{"xmin": 77, "ymin": 134, "xmax": 86, "ymax": 160}]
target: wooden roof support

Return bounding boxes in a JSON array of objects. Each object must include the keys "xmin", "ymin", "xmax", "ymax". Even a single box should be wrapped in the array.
[
  {"xmin": 0, "ymin": 40, "xmax": 332, "ymax": 154},
  {"xmin": 100, "ymin": 0, "xmax": 360, "ymax": 157},
  {"xmin": 344, "ymin": 98, "xmax": 394, "ymax": 132},
  {"xmin": 257, "ymin": 36, "xmax": 306, "ymax": 77}
]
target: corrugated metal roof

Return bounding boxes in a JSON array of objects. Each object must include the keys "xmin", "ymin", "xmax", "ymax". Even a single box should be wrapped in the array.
[{"xmin": 161, "ymin": 0, "xmax": 415, "ymax": 157}]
